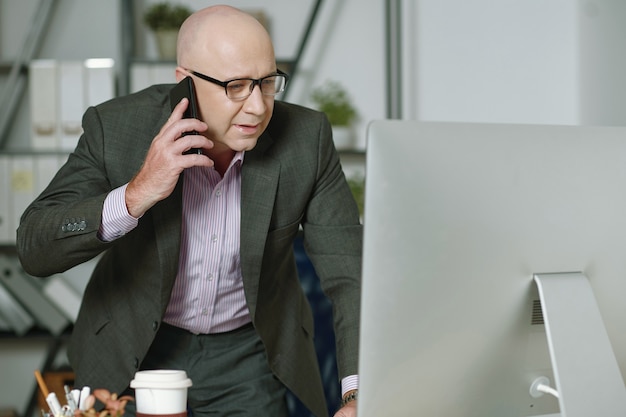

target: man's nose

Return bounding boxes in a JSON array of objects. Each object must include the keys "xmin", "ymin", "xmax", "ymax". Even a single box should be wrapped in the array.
[{"xmin": 243, "ymin": 83, "xmax": 267, "ymax": 113}]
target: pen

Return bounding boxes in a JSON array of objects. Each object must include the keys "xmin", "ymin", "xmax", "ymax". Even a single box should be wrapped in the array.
[
  {"xmin": 34, "ymin": 370, "xmax": 50, "ymax": 398},
  {"xmin": 64, "ymin": 385, "xmax": 77, "ymax": 412}
]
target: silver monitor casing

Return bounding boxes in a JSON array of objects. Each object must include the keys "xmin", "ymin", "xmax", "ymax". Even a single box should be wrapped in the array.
[{"xmin": 359, "ymin": 121, "xmax": 626, "ymax": 417}]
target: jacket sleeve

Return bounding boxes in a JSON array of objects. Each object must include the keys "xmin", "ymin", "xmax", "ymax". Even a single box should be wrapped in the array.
[
  {"xmin": 301, "ymin": 112, "xmax": 363, "ymax": 380},
  {"xmin": 17, "ymin": 106, "xmax": 118, "ymax": 277}
]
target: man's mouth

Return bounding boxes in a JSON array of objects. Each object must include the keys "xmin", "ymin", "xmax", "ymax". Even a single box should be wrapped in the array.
[{"xmin": 235, "ymin": 123, "xmax": 261, "ymax": 135}]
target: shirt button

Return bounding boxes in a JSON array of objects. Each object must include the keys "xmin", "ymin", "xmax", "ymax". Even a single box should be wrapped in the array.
[
  {"xmin": 201, "ymin": 308, "xmax": 208, "ymax": 316},
  {"xmin": 215, "ymin": 189, "xmax": 222, "ymax": 197},
  {"xmin": 211, "ymin": 234, "xmax": 218, "ymax": 243},
  {"xmin": 207, "ymin": 273, "xmax": 214, "ymax": 281}
]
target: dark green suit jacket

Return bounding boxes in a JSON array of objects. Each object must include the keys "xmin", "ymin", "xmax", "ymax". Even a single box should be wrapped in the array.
[{"xmin": 16, "ymin": 85, "xmax": 362, "ymax": 417}]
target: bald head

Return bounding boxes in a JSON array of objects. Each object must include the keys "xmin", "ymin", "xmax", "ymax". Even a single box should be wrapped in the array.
[{"xmin": 176, "ymin": 5, "xmax": 275, "ymax": 75}]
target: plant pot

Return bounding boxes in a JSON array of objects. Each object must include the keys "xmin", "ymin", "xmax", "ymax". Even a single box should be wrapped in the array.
[
  {"xmin": 332, "ymin": 126, "xmax": 355, "ymax": 150},
  {"xmin": 154, "ymin": 29, "xmax": 179, "ymax": 60}
]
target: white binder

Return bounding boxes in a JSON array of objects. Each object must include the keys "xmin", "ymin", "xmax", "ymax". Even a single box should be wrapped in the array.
[
  {"xmin": 42, "ymin": 275, "xmax": 82, "ymax": 322},
  {"xmin": 30, "ymin": 60, "xmax": 59, "ymax": 150},
  {"xmin": 85, "ymin": 58, "xmax": 115, "ymax": 107},
  {"xmin": 130, "ymin": 62, "xmax": 176, "ymax": 93},
  {"xmin": 59, "ymin": 61, "xmax": 85, "ymax": 151},
  {"xmin": 130, "ymin": 63, "xmax": 152, "ymax": 94},
  {"xmin": 0, "ymin": 256, "xmax": 70, "ymax": 336},
  {"xmin": 150, "ymin": 62, "xmax": 177, "ymax": 85},
  {"xmin": 0, "ymin": 279, "xmax": 35, "ymax": 336}
]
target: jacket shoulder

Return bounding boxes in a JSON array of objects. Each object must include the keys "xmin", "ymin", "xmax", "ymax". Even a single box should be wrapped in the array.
[
  {"xmin": 267, "ymin": 101, "xmax": 328, "ymax": 139},
  {"xmin": 95, "ymin": 84, "xmax": 172, "ymax": 112},
  {"xmin": 272, "ymin": 100, "xmax": 325, "ymax": 120},
  {"xmin": 85, "ymin": 84, "xmax": 173, "ymax": 133}
]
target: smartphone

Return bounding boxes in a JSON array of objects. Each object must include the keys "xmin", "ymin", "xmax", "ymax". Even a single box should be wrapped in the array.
[{"xmin": 169, "ymin": 76, "xmax": 202, "ymax": 155}]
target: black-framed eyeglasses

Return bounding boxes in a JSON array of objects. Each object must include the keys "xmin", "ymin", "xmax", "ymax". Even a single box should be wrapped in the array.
[{"xmin": 187, "ymin": 68, "xmax": 289, "ymax": 100}]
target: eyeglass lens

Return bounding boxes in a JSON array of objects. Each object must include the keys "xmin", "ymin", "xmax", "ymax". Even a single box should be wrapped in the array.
[{"xmin": 226, "ymin": 75, "xmax": 286, "ymax": 99}]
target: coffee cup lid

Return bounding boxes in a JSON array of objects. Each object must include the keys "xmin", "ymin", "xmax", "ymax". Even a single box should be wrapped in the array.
[{"xmin": 130, "ymin": 370, "xmax": 193, "ymax": 389}]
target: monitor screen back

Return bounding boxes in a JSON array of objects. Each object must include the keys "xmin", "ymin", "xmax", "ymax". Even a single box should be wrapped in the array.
[{"xmin": 359, "ymin": 121, "xmax": 626, "ymax": 417}]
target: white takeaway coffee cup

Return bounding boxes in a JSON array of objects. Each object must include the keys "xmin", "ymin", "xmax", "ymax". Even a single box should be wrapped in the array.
[{"xmin": 130, "ymin": 370, "xmax": 193, "ymax": 417}]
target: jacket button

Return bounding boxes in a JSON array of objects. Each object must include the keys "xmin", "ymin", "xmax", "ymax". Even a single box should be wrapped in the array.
[
  {"xmin": 133, "ymin": 358, "xmax": 139, "ymax": 369},
  {"xmin": 152, "ymin": 321, "xmax": 159, "ymax": 331}
]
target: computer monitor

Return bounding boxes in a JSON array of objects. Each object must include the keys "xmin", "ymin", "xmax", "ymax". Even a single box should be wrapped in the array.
[{"xmin": 358, "ymin": 121, "xmax": 626, "ymax": 417}]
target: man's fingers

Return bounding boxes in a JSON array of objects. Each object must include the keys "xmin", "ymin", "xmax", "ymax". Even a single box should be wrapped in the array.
[
  {"xmin": 170, "ymin": 97, "xmax": 190, "ymax": 119},
  {"xmin": 173, "ymin": 133, "xmax": 214, "ymax": 157}
]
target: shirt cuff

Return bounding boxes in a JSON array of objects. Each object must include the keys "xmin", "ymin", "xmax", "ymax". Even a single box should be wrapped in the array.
[
  {"xmin": 341, "ymin": 374, "xmax": 359, "ymax": 397},
  {"xmin": 98, "ymin": 183, "xmax": 139, "ymax": 242}
]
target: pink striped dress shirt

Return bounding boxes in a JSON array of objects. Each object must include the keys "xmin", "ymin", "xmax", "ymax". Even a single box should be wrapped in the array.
[
  {"xmin": 98, "ymin": 151, "xmax": 358, "ymax": 395},
  {"xmin": 100, "ymin": 152, "xmax": 248, "ymax": 334},
  {"xmin": 163, "ymin": 153, "xmax": 249, "ymax": 333}
]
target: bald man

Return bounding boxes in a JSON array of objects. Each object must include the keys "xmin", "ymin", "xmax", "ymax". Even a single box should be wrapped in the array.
[{"xmin": 17, "ymin": 5, "xmax": 361, "ymax": 417}]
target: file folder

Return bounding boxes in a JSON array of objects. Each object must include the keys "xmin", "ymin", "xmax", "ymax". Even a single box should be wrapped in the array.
[
  {"xmin": 42, "ymin": 275, "xmax": 82, "ymax": 322},
  {"xmin": 0, "ymin": 275, "xmax": 35, "ymax": 336},
  {"xmin": 30, "ymin": 60, "xmax": 59, "ymax": 150},
  {"xmin": 0, "ymin": 256, "xmax": 70, "ymax": 336},
  {"xmin": 130, "ymin": 63, "xmax": 152, "ymax": 94},
  {"xmin": 59, "ymin": 61, "xmax": 85, "ymax": 151},
  {"xmin": 130, "ymin": 62, "xmax": 176, "ymax": 93},
  {"xmin": 150, "ymin": 62, "xmax": 177, "ymax": 85},
  {"xmin": 85, "ymin": 59, "xmax": 115, "ymax": 107},
  {"xmin": 0, "ymin": 314, "xmax": 11, "ymax": 332}
]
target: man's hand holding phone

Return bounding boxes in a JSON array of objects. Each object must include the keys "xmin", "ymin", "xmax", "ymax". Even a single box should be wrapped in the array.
[
  {"xmin": 125, "ymin": 92, "xmax": 213, "ymax": 218},
  {"xmin": 167, "ymin": 97, "xmax": 214, "ymax": 157}
]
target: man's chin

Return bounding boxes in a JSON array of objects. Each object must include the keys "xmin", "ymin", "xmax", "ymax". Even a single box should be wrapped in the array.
[{"xmin": 230, "ymin": 136, "xmax": 260, "ymax": 152}]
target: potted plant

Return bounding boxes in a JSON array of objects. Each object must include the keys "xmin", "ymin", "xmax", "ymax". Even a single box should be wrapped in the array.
[
  {"xmin": 143, "ymin": 2, "xmax": 193, "ymax": 60},
  {"xmin": 311, "ymin": 80, "xmax": 358, "ymax": 149}
]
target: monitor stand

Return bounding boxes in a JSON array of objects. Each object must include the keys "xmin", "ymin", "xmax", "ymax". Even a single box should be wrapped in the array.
[{"xmin": 534, "ymin": 272, "xmax": 626, "ymax": 417}]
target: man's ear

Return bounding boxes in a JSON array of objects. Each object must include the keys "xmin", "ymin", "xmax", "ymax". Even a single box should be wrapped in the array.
[{"xmin": 175, "ymin": 66, "xmax": 188, "ymax": 82}]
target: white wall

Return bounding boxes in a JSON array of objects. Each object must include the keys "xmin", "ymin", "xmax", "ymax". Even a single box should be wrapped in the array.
[
  {"xmin": 403, "ymin": 0, "xmax": 626, "ymax": 128},
  {"xmin": 405, "ymin": 0, "xmax": 579, "ymax": 125},
  {"xmin": 579, "ymin": 0, "xmax": 626, "ymax": 126}
]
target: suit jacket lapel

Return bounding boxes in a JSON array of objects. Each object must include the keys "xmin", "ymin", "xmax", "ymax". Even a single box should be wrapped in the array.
[
  {"xmin": 240, "ymin": 132, "xmax": 279, "ymax": 317},
  {"xmin": 151, "ymin": 179, "xmax": 184, "ymax": 311}
]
